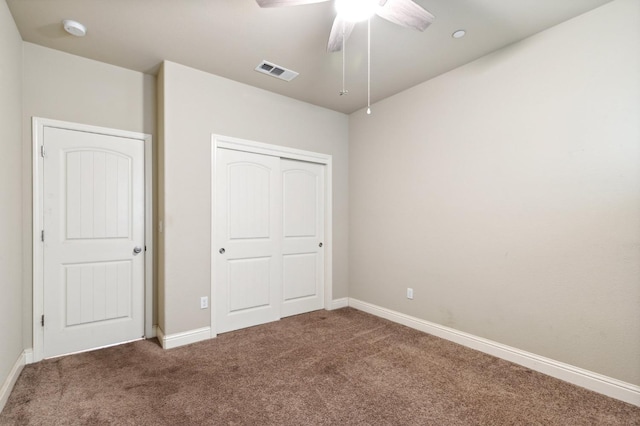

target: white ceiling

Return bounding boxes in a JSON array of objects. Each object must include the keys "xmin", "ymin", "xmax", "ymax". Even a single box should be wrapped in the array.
[{"xmin": 7, "ymin": 0, "xmax": 614, "ymax": 114}]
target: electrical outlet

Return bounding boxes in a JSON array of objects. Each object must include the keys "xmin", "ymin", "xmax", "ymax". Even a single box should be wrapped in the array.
[
  {"xmin": 407, "ymin": 288, "xmax": 414, "ymax": 300},
  {"xmin": 200, "ymin": 296, "xmax": 208, "ymax": 309}
]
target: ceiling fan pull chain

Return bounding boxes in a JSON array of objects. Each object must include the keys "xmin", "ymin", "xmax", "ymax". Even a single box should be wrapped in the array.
[{"xmin": 367, "ymin": 18, "xmax": 371, "ymax": 115}]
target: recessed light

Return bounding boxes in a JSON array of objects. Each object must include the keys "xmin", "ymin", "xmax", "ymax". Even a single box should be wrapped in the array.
[
  {"xmin": 452, "ymin": 29, "xmax": 466, "ymax": 39},
  {"xmin": 62, "ymin": 20, "xmax": 87, "ymax": 37}
]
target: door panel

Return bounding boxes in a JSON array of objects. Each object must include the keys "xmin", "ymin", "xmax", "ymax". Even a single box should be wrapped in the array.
[
  {"xmin": 283, "ymin": 170, "xmax": 318, "ymax": 237},
  {"xmin": 283, "ymin": 253, "xmax": 317, "ymax": 300},
  {"xmin": 228, "ymin": 257, "xmax": 272, "ymax": 312},
  {"xmin": 64, "ymin": 261, "xmax": 131, "ymax": 326},
  {"xmin": 215, "ymin": 148, "xmax": 282, "ymax": 333},
  {"xmin": 228, "ymin": 163, "xmax": 272, "ymax": 239},
  {"xmin": 65, "ymin": 150, "xmax": 131, "ymax": 239},
  {"xmin": 43, "ymin": 126, "xmax": 144, "ymax": 358},
  {"xmin": 281, "ymin": 159, "xmax": 325, "ymax": 317}
]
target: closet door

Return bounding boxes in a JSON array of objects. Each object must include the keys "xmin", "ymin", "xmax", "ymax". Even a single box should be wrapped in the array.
[
  {"xmin": 214, "ymin": 148, "xmax": 326, "ymax": 334},
  {"xmin": 281, "ymin": 159, "xmax": 325, "ymax": 317},
  {"xmin": 214, "ymin": 148, "xmax": 282, "ymax": 333}
]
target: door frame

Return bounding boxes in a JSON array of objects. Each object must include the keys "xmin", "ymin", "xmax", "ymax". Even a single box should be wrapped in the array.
[
  {"xmin": 211, "ymin": 134, "xmax": 333, "ymax": 337},
  {"xmin": 32, "ymin": 117, "xmax": 153, "ymax": 362}
]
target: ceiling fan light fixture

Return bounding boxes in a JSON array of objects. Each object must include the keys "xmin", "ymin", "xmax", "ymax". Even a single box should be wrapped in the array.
[{"xmin": 335, "ymin": 0, "xmax": 379, "ymax": 23}]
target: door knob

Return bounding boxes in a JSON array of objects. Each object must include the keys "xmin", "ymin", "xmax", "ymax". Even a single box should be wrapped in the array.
[
  {"xmin": 133, "ymin": 246, "xmax": 143, "ymax": 254},
  {"xmin": 219, "ymin": 248, "xmax": 226, "ymax": 254},
  {"xmin": 319, "ymin": 242, "xmax": 323, "ymax": 248}
]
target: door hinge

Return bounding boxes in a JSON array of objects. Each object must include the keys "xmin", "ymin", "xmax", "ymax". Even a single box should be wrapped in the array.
[
  {"xmin": 41, "ymin": 230, "xmax": 44, "ymax": 242},
  {"xmin": 41, "ymin": 314, "xmax": 44, "ymax": 327},
  {"xmin": 40, "ymin": 145, "xmax": 45, "ymax": 157}
]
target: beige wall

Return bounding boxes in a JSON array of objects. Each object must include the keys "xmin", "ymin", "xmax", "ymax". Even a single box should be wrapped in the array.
[
  {"xmin": 349, "ymin": 0, "xmax": 640, "ymax": 385},
  {"xmin": 21, "ymin": 43, "xmax": 156, "ymax": 346},
  {"xmin": 0, "ymin": 0, "xmax": 24, "ymax": 395},
  {"xmin": 159, "ymin": 61, "xmax": 349, "ymax": 334}
]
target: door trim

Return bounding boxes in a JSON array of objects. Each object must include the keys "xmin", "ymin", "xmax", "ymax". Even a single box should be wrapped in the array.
[
  {"xmin": 32, "ymin": 117, "xmax": 153, "ymax": 362},
  {"xmin": 211, "ymin": 134, "xmax": 333, "ymax": 337}
]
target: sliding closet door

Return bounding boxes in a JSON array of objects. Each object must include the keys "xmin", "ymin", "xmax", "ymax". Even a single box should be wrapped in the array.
[
  {"xmin": 214, "ymin": 148, "xmax": 282, "ymax": 333},
  {"xmin": 281, "ymin": 159, "xmax": 325, "ymax": 317},
  {"xmin": 214, "ymin": 147, "xmax": 326, "ymax": 333}
]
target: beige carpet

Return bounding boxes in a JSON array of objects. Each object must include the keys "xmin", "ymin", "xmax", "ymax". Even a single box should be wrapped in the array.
[{"xmin": 1, "ymin": 308, "xmax": 638, "ymax": 425}]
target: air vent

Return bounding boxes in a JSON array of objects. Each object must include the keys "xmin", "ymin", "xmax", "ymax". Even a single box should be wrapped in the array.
[{"xmin": 255, "ymin": 60, "xmax": 299, "ymax": 82}]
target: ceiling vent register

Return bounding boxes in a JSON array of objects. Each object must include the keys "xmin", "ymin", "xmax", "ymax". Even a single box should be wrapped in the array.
[{"xmin": 255, "ymin": 60, "xmax": 299, "ymax": 82}]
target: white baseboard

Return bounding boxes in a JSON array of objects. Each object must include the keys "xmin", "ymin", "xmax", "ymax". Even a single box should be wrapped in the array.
[
  {"xmin": 24, "ymin": 349, "xmax": 33, "ymax": 365},
  {"xmin": 329, "ymin": 297, "xmax": 349, "ymax": 310},
  {"xmin": 156, "ymin": 326, "xmax": 212, "ymax": 350},
  {"xmin": 0, "ymin": 350, "xmax": 27, "ymax": 413},
  {"xmin": 348, "ymin": 298, "xmax": 640, "ymax": 407}
]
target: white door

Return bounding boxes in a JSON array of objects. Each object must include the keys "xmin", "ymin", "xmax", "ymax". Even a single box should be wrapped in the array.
[
  {"xmin": 43, "ymin": 126, "xmax": 145, "ymax": 358},
  {"xmin": 214, "ymin": 148, "xmax": 282, "ymax": 333},
  {"xmin": 281, "ymin": 159, "xmax": 325, "ymax": 317},
  {"xmin": 214, "ymin": 149, "xmax": 326, "ymax": 333}
]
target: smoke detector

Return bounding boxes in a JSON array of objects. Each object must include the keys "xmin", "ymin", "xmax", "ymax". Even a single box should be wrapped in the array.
[
  {"xmin": 62, "ymin": 20, "xmax": 87, "ymax": 37},
  {"xmin": 255, "ymin": 61, "xmax": 298, "ymax": 82}
]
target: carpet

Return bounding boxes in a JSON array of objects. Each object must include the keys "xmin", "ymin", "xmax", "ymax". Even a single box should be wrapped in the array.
[{"xmin": 1, "ymin": 308, "xmax": 638, "ymax": 425}]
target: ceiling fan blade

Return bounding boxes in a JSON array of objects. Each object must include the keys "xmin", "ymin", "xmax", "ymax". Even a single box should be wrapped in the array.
[
  {"xmin": 327, "ymin": 16, "xmax": 355, "ymax": 52},
  {"xmin": 375, "ymin": 0, "xmax": 435, "ymax": 31},
  {"xmin": 256, "ymin": 0, "xmax": 329, "ymax": 7}
]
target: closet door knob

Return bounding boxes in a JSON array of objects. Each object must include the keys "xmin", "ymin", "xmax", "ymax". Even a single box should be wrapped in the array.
[{"xmin": 219, "ymin": 248, "xmax": 226, "ymax": 254}]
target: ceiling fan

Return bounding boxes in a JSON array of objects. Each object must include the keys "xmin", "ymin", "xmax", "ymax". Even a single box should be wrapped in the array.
[{"xmin": 256, "ymin": 0, "xmax": 435, "ymax": 52}]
